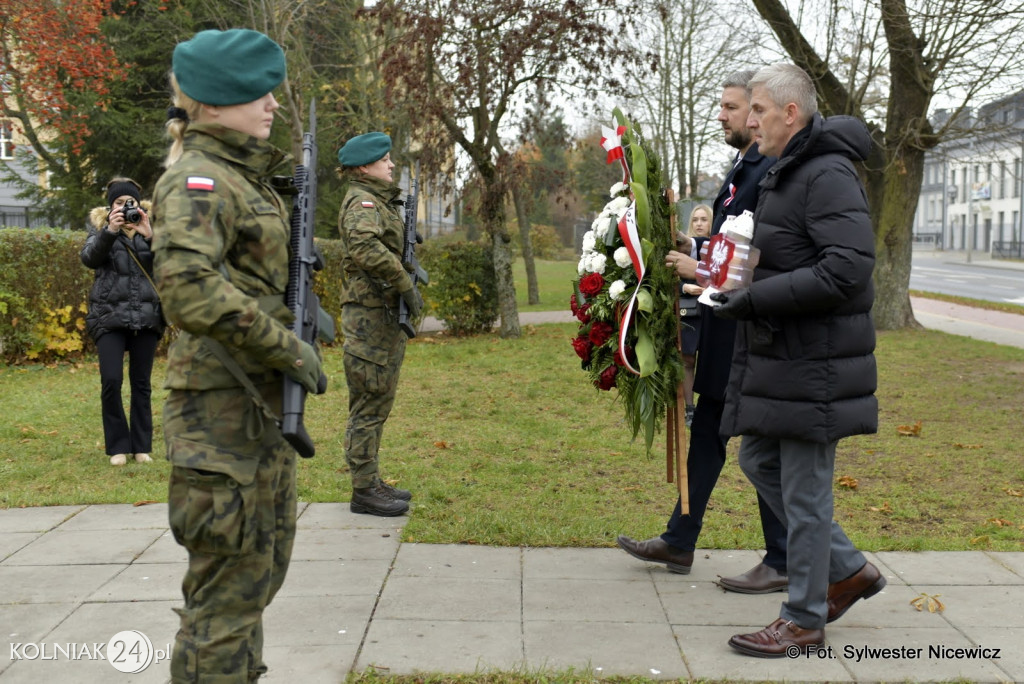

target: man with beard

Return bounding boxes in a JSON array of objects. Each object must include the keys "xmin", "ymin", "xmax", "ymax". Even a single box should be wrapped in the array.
[{"xmin": 616, "ymin": 70, "xmax": 789, "ymax": 592}]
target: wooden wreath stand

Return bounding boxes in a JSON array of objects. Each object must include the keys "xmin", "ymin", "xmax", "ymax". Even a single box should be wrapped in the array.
[{"xmin": 664, "ymin": 189, "xmax": 689, "ymax": 515}]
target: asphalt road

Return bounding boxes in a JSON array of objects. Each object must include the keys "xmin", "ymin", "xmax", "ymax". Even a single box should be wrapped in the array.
[{"xmin": 910, "ymin": 250, "xmax": 1024, "ymax": 304}]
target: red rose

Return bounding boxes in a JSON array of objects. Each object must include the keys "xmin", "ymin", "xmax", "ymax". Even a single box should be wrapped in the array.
[
  {"xmin": 571, "ymin": 335, "xmax": 593, "ymax": 362},
  {"xmin": 588, "ymin": 321, "xmax": 614, "ymax": 347},
  {"xmin": 570, "ymin": 293, "xmax": 579, "ymax": 314},
  {"xmin": 578, "ymin": 273, "xmax": 605, "ymax": 297},
  {"xmin": 575, "ymin": 302, "xmax": 592, "ymax": 324},
  {"xmin": 595, "ymin": 364, "xmax": 618, "ymax": 391}
]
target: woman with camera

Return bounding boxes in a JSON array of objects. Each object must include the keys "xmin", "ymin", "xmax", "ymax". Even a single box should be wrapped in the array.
[{"xmin": 79, "ymin": 177, "xmax": 164, "ymax": 466}]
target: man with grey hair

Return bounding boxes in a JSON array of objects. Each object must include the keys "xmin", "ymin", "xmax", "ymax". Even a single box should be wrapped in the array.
[
  {"xmin": 710, "ymin": 62, "xmax": 885, "ymax": 657},
  {"xmin": 617, "ymin": 69, "xmax": 788, "ymax": 591}
]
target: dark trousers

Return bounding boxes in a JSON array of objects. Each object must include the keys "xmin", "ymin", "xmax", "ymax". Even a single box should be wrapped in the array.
[
  {"xmin": 95, "ymin": 328, "xmax": 160, "ymax": 455},
  {"xmin": 660, "ymin": 394, "xmax": 789, "ymax": 572}
]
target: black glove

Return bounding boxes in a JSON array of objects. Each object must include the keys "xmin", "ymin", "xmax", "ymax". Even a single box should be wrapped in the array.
[
  {"xmin": 401, "ymin": 286, "xmax": 423, "ymax": 319},
  {"xmin": 710, "ymin": 288, "xmax": 755, "ymax": 320}
]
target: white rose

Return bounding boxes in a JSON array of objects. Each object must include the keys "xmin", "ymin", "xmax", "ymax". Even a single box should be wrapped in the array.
[
  {"xmin": 614, "ymin": 246, "xmax": 632, "ymax": 269},
  {"xmin": 606, "ymin": 196, "xmax": 630, "ymax": 213},
  {"xmin": 590, "ymin": 253, "xmax": 608, "ymax": 274},
  {"xmin": 577, "ymin": 255, "xmax": 588, "ymax": 275},
  {"xmin": 609, "ymin": 279, "xmax": 627, "ymax": 300},
  {"xmin": 609, "ymin": 181, "xmax": 627, "ymax": 197},
  {"xmin": 593, "ymin": 215, "xmax": 612, "ymax": 240},
  {"xmin": 581, "ymin": 230, "xmax": 596, "ymax": 252}
]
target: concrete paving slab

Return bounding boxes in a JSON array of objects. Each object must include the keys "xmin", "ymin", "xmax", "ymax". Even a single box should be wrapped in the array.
[
  {"xmin": 376, "ymin": 576, "xmax": 521, "ymax": 622},
  {"xmin": 910, "ymin": 584, "xmax": 1024, "ymax": 627},
  {"xmin": 393, "ymin": 544, "xmax": 520, "ymax": 579},
  {"xmin": 524, "ymin": 547, "xmax": 647, "ymax": 580},
  {"xmin": 828, "ymin": 625, "xmax": 1012, "ymax": 683},
  {"xmin": 0, "ymin": 506, "xmax": 84, "ymax": 534},
  {"xmin": 297, "ymin": 503, "xmax": 406, "ymax": 531},
  {"xmin": 274, "ymin": 559, "xmax": 393, "ymax": 597},
  {"xmin": 987, "ymin": 550, "xmax": 1024, "ymax": 578},
  {"xmin": 955, "ymin": 626, "xmax": 1024, "ymax": 683},
  {"xmin": 523, "ymin": 578, "xmax": 664, "ymax": 623},
  {"xmin": 290, "ymin": 527, "xmax": 401, "ymax": 562},
  {"xmin": 263, "ymin": 594, "xmax": 377, "ymax": 646},
  {"xmin": 524, "ymin": 620, "xmax": 688, "ymax": 679},
  {"xmin": 86, "ymin": 562, "xmax": 186, "ymax": 602},
  {"xmin": 0, "ymin": 602, "xmax": 78, "ymax": 646},
  {"xmin": 0, "ymin": 534, "xmax": 38, "ymax": 563},
  {"xmin": 356, "ymin": 619, "xmax": 523, "ymax": 674},
  {"xmin": 0, "ymin": 565, "xmax": 124, "ymax": 604},
  {"xmin": 261, "ymin": 644, "xmax": 356, "ymax": 683},
  {"xmin": 3, "ymin": 529, "xmax": 164, "ymax": 566},
  {"xmin": 56, "ymin": 503, "xmax": 168, "ymax": 531},
  {"xmin": 133, "ymin": 531, "xmax": 185, "ymax": 564},
  {"xmin": 877, "ymin": 550, "xmax": 1024, "ymax": 585},
  {"xmin": 659, "ymin": 579, "xmax": 789, "ymax": 626},
  {"xmin": 674, "ymin": 624, "xmax": 854, "ymax": 682}
]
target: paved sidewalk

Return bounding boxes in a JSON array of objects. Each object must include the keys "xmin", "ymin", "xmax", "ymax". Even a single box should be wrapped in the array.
[{"xmin": 2, "ymin": 503, "xmax": 1022, "ymax": 683}]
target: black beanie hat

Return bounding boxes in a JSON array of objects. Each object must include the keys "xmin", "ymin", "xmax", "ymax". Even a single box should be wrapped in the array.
[{"xmin": 106, "ymin": 180, "xmax": 141, "ymax": 207}]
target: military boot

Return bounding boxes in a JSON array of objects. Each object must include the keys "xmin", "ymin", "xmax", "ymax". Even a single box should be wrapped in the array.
[
  {"xmin": 375, "ymin": 478, "xmax": 412, "ymax": 501},
  {"xmin": 351, "ymin": 485, "xmax": 409, "ymax": 517}
]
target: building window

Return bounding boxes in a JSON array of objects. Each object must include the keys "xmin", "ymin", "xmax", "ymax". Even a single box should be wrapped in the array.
[
  {"xmin": 1000, "ymin": 161, "xmax": 1007, "ymax": 199},
  {"xmin": 1, "ymin": 120, "xmax": 15, "ymax": 160}
]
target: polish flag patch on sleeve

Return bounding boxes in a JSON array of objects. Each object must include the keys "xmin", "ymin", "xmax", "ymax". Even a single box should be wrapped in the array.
[
  {"xmin": 360, "ymin": 201, "xmax": 375, "ymax": 208},
  {"xmin": 186, "ymin": 176, "xmax": 216, "ymax": 191}
]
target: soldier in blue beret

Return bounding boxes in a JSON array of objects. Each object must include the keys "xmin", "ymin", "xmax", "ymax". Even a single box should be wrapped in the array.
[
  {"xmin": 151, "ymin": 28, "xmax": 324, "ymax": 682},
  {"xmin": 335, "ymin": 133, "xmax": 419, "ymax": 516}
]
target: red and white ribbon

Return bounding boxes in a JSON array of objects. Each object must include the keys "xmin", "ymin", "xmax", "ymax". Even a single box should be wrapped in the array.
[
  {"xmin": 616, "ymin": 202, "xmax": 644, "ymax": 375},
  {"xmin": 601, "ymin": 125, "xmax": 631, "ymax": 184}
]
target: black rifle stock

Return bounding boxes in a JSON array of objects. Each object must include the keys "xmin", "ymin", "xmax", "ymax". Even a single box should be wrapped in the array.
[
  {"xmin": 282, "ymin": 99, "xmax": 335, "ymax": 458},
  {"xmin": 398, "ymin": 165, "xmax": 429, "ymax": 338}
]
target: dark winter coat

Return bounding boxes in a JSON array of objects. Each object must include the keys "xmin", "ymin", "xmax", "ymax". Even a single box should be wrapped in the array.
[
  {"xmin": 80, "ymin": 203, "xmax": 164, "ymax": 342},
  {"xmin": 720, "ymin": 113, "xmax": 878, "ymax": 443}
]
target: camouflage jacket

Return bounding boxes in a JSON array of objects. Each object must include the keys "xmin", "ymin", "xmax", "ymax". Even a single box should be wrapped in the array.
[
  {"xmin": 338, "ymin": 176, "xmax": 412, "ymax": 309},
  {"xmin": 152, "ymin": 123, "xmax": 302, "ymax": 390}
]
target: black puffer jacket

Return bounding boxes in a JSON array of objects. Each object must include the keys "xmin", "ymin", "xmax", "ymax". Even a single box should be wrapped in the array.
[
  {"xmin": 80, "ymin": 204, "xmax": 164, "ymax": 341},
  {"xmin": 720, "ymin": 114, "xmax": 878, "ymax": 443}
]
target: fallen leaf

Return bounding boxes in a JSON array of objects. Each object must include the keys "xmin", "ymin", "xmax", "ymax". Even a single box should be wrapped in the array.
[
  {"xmin": 910, "ymin": 592, "xmax": 945, "ymax": 613},
  {"xmin": 986, "ymin": 518, "xmax": 1013, "ymax": 527},
  {"xmin": 132, "ymin": 500, "xmax": 160, "ymax": 507},
  {"xmin": 969, "ymin": 535, "xmax": 990, "ymax": 546},
  {"xmin": 836, "ymin": 475, "xmax": 859, "ymax": 490},
  {"xmin": 896, "ymin": 420, "xmax": 922, "ymax": 436},
  {"xmin": 433, "ymin": 441, "xmax": 449, "ymax": 449},
  {"xmin": 953, "ymin": 443, "xmax": 983, "ymax": 449},
  {"xmin": 869, "ymin": 501, "xmax": 893, "ymax": 514},
  {"xmin": 1004, "ymin": 488, "xmax": 1022, "ymax": 497}
]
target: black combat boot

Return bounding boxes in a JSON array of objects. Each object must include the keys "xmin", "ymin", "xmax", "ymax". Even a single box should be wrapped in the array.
[
  {"xmin": 375, "ymin": 478, "xmax": 412, "ymax": 501},
  {"xmin": 351, "ymin": 485, "xmax": 409, "ymax": 516}
]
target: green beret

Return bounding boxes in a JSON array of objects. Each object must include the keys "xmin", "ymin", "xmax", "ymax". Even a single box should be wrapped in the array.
[
  {"xmin": 338, "ymin": 132, "xmax": 392, "ymax": 167},
  {"xmin": 173, "ymin": 29, "xmax": 285, "ymax": 106}
]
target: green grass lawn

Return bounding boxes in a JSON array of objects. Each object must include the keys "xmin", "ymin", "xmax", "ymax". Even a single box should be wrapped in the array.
[
  {"xmin": 2, "ymin": 316, "xmax": 1023, "ymax": 553},
  {"xmin": 511, "ymin": 256, "xmax": 578, "ymax": 312}
]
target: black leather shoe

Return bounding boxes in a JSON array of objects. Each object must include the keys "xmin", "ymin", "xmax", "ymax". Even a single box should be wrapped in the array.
[
  {"xmin": 375, "ymin": 479, "xmax": 412, "ymax": 501},
  {"xmin": 616, "ymin": 535, "xmax": 693, "ymax": 574},
  {"xmin": 717, "ymin": 562, "xmax": 789, "ymax": 594},
  {"xmin": 351, "ymin": 486, "xmax": 409, "ymax": 517}
]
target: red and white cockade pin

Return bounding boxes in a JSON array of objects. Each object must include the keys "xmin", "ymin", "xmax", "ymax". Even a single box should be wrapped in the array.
[
  {"xmin": 360, "ymin": 201, "xmax": 375, "ymax": 208},
  {"xmin": 186, "ymin": 176, "xmax": 215, "ymax": 191}
]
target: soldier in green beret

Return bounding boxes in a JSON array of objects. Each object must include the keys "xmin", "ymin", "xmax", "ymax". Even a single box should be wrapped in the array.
[
  {"xmin": 151, "ymin": 28, "xmax": 324, "ymax": 682},
  {"xmin": 337, "ymin": 132, "xmax": 420, "ymax": 516}
]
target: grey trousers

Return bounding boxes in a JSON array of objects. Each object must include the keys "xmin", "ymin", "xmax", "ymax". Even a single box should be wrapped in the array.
[{"xmin": 738, "ymin": 435, "xmax": 866, "ymax": 629}]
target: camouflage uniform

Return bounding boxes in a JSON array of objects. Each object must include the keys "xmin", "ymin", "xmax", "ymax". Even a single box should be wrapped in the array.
[
  {"xmin": 152, "ymin": 123, "xmax": 301, "ymax": 683},
  {"xmin": 339, "ymin": 176, "xmax": 411, "ymax": 489}
]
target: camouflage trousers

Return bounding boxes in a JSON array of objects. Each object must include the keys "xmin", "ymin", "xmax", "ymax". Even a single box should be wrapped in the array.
[
  {"xmin": 341, "ymin": 304, "xmax": 407, "ymax": 489},
  {"xmin": 164, "ymin": 385, "xmax": 296, "ymax": 683}
]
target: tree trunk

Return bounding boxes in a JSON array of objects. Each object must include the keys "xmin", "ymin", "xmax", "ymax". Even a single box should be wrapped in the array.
[
  {"xmin": 491, "ymin": 229, "xmax": 521, "ymax": 338},
  {"xmin": 512, "ymin": 184, "xmax": 540, "ymax": 305}
]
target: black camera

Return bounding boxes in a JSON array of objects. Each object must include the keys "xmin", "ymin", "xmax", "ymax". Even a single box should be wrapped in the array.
[{"xmin": 121, "ymin": 199, "xmax": 143, "ymax": 224}]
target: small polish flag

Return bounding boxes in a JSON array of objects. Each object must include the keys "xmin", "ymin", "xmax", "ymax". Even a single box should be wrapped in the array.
[
  {"xmin": 186, "ymin": 176, "xmax": 215, "ymax": 191},
  {"xmin": 360, "ymin": 201, "xmax": 375, "ymax": 208}
]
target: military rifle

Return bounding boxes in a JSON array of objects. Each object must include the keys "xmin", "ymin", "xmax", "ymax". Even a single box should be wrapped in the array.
[
  {"xmin": 398, "ymin": 164, "xmax": 429, "ymax": 338},
  {"xmin": 282, "ymin": 99, "xmax": 335, "ymax": 458}
]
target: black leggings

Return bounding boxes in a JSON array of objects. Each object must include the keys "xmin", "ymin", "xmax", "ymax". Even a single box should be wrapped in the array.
[{"xmin": 95, "ymin": 328, "xmax": 160, "ymax": 455}]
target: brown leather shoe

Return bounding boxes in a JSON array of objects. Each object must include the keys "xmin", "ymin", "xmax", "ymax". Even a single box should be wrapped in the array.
[
  {"xmin": 827, "ymin": 561, "xmax": 886, "ymax": 623},
  {"xmin": 728, "ymin": 618, "xmax": 824, "ymax": 658},
  {"xmin": 616, "ymin": 535, "xmax": 693, "ymax": 574},
  {"xmin": 717, "ymin": 562, "xmax": 789, "ymax": 594}
]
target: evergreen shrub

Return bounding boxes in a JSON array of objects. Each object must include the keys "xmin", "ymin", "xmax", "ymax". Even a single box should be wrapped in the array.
[{"xmin": 418, "ymin": 239, "xmax": 498, "ymax": 336}]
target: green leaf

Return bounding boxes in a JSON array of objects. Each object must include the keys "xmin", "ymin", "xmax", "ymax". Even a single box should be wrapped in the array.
[
  {"xmin": 630, "ymin": 142, "xmax": 648, "ymax": 193},
  {"xmin": 635, "ymin": 321, "xmax": 658, "ymax": 377},
  {"xmin": 630, "ymin": 183, "xmax": 651, "ymax": 240},
  {"xmin": 636, "ymin": 289, "xmax": 653, "ymax": 313}
]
